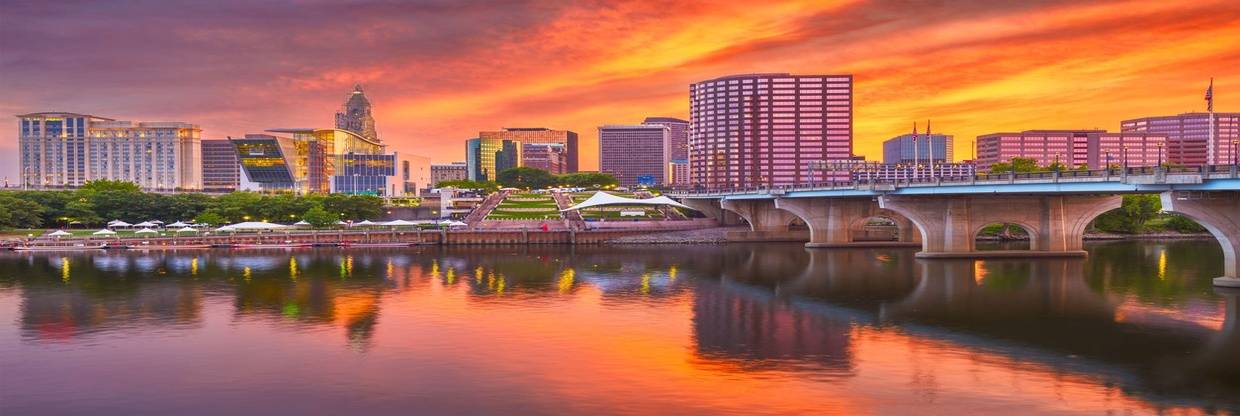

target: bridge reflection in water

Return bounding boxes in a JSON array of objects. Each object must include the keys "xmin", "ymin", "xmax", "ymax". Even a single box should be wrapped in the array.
[{"xmin": 1, "ymin": 242, "xmax": 1236, "ymax": 413}]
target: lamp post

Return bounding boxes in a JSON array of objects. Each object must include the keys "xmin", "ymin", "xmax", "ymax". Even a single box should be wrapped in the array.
[
  {"xmin": 1157, "ymin": 142, "xmax": 1164, "ymax": 168},
  {"xmin": 1105, "ymin": 151, "xmax": 1112, "ymax": 173},
  {"xmin": 1122, "ymin": 145, "xmax": 1129, "ymax": 169},
  {"xmin": 1232, "ymin": 139, "xmax": 1238, "ymax": 167}
]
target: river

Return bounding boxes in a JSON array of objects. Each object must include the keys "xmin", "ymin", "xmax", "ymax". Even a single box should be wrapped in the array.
[{"xmin": 1, "ymin": 241, "xmax": 1236, "ymax": 415}]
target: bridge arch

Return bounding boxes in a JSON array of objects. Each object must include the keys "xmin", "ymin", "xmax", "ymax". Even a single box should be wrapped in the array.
[
  {"xmin": 1159, "ymin": 192, "xmax": 1240, "ymax": 287},
  {"xmin": 972, "ymin": 221, "xmax": 1037, "ymax": 251}
]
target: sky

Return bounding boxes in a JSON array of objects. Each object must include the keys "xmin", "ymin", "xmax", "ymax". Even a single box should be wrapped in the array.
[{"xmin": 2, "ymin": 0, "xmax": 1238, "ymax": 180}]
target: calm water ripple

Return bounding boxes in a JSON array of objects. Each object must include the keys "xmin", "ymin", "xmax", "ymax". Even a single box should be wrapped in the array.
[{"xmin": 1, "ymin": 241, "xmax": 1237, "ymax": 415}]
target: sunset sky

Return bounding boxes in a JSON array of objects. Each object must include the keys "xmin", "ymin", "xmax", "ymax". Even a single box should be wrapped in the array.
[{"xmin": 2, "ymin": 0, "xmax": 1238, "ymax": 179}]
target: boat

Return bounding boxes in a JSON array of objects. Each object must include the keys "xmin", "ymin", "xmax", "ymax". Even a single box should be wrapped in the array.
[
  {"xmin": 232, "ymin": 242, "xmax": 314, "ymax": 249},
  {"xmin": 13, "ymin": 243, "xmax": 108, "ymax": 251},
  {"xmin": 341, "ymin": 242, "xmax": 414, "ymax": 248},
  {"xmin": 129, "ymin": 244, "xmax": 213, "ymax": 250}
]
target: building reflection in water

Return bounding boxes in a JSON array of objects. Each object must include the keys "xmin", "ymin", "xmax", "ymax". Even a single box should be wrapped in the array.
[{"xmin": 0, "ymin": 241, "xmax": 1236, "ymax": 410}]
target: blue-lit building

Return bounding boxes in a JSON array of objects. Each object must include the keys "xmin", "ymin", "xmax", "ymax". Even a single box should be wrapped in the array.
[{"xmin": 882, "ymin": 133, "xmax": 953, "ymax": 165}]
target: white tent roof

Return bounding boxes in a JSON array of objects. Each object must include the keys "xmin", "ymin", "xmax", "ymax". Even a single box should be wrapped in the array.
[
  {"xmin": 560, "ymin": 191, "xmax": 693, "ymax": 211},
  {"xmin": 382, "ymin": 220, "xmax": 418, "ymax": 226},
  {"xmin": 92, "ymin": 229, "xmax": 117, "ymax": 235},
  {"xmin": 293, "ymin": 220, "xmax": 310, "ymax": 226},
  {"xmin": 216, "ymin": 226, "xmax": 237, "ymax": 232},
  {"xmin": 448, "ymin": 221, "xmax": 468, "ymax": 227},
  {"xmin": 336, "ymin": 220, "xmax": 348, "ymax": 225},
  {"xmin": 356, "ymin": 220, "xmax": 377, "ymax": 226},
  {"xmin": 135, "ymin": 228, "xmax": 158, "ymax": 234},
  {"xmin": 108, "ymin": 220, "xmax": 131, "ymax": 227},
  {"xmin": 149, "ymin": 220, "xmax": 165, "ymax": 224},
  {"xmin": 224, "ymin": 221, "xmax": 289, "ymax": 231},
  {"xmin": 174, "ymin": 227, "xmax": 198, "ymax": 233},
  {"xmin": 167, "ymin": 221, "xmax": 189, "ymax": 227},
  {"xmin": 48, "ymin": 230, "xmax": 72, "ymax": 237},
  {"xmin": 134, "ymin": 221, "xmax": 159, "ymax": 228}
]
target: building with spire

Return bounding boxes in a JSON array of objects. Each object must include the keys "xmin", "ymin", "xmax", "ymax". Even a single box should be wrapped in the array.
[{"xmin": 335, "ymin": 84, "xmax": 379, "ymax": 143}]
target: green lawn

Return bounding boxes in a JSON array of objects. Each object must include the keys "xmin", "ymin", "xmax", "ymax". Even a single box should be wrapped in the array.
[{"xmin": 486, "ymin": 193, "xmax": 563, "ymax": 220}]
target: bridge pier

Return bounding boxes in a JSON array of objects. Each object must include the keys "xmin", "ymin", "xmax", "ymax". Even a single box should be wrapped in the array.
[
  {"xmin": 681, "ymin": 198, "xmax": 742, "ymax": 226},
  {"xmin": 774, "ymin": 197, "xmax": 921, "ymax": 248},
  {"xmin": 719, "ymin": 199, "xmax": 808, "ymax": 242},
  {"xmin": 879, "ymin": 194, "xmax": 1121, "ymax": 258},
  {"xmin": 1160, "ymin": 192, "xmax": 1240, "ymax": 287}
]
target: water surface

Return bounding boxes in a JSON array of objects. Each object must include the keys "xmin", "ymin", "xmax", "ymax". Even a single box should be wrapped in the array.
[{"xmin": 1, "ymin": 241, "xmax": 1237, "ymax": 415}]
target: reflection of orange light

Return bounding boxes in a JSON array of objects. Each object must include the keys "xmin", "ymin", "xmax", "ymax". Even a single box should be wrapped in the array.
[
  {"xmin": 558, "ymin": 268, "xmax": 575, "ymax": 293},
  {"xmin": 1157, "ymin": 249, "xmax": 1167, "ymax": 280},
  {"xmin": 973, "ymin": 260, "xmax": 988, "ymax": 284}
]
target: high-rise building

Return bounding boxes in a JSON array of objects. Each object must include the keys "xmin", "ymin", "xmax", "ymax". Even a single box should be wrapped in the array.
[
  {"xmin": 599, "ymin": 124, "xmax": 671, "ymax": 187},
  {"xmin": 466, "ymin": 137, "xmax": 521, "ymax": 181},
  {"xmin": 234, "ymin": 128, "xmax": 385, "ymax": 194},
  {"xmin": 335, "ymin": 84, "xmax": 379, "ymax": 143},
  {"xmin": 643, "ymin": 117, "xmax": 689, "ymax": 161},
  {"xmin": 521, "ymin": 143, "xmax": 567, "ymax": 173},
  {"xmin": 1120, "ymin": 112, "xmax": 1239, "ymax": 166},
  {"xmin": 689, "ymin": 73, "xmax": 853, "ymax": 189},
  {"xmin": 975, "ymin": 130, "xmax": 1166, "ymax": 171},
  {"xmin": 882, "ymin": 133, "xmax": 954, "ymax": 165},
  {"xmin": 668, "ymin": 159, "xmax": 690, "ymax": 188},
  {"xmin": 430, "ymin": 162, "xmax": 468, "ymax": 185},
  {"xmin": 479, "ymin": 128, "xmax": 578, "ymax": 173},
  {"xmin": 17, "ymin": 112, "xmax": 202, "ymax": 190},
  {"xmin": 201, "ymin": 139, "xmax": 239, "ymax": 192}
]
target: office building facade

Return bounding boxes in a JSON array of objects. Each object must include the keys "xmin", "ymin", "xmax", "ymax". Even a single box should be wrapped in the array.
[
  {"xmin": 882, "ymin": 133, "xmax": 954, "ymax": 165},
  {"xmin": 521, "ymin": 142, "xmax": 567, "ymax": 174},
  {"xmin": 466, "ymin": 137, "xmax": 521, "ymax": 181},
  {"xmin": 643, "ymin": 117, "xmax": 689, "ymax": 161},
  {"xmin": 201, "ymin": 139, "xmax": 240, "ymax": 192},
  {"xmin": 479, "ymin": 127, "xmax": 578, "ymax": 173},
  {"xmin": 975, "ymin": 130, "xmax": 1166, "ymax": 171},
  {"xmin": 669, "ymin": 159, "xmax": 690, "ymax": 188},
  {"xmin": 330, "ymin": 152, "xmax": 429, "ymax": 196},
  {"xmin": 430, "ymin": 162, "xmax": 468, "ymax": 185},
  {"xmin": 17, "ymin": 112, "xmax": 202, "ymax": 190},
  {"xmin": 689, "ymin": 73, "xmax": 853, "ymax": 189},
  {"xmin": 1120, "ymin": 112, "xmax": 1239, "ymax": 166},
  {"xmin": 599, "ymin": 124, "xmax": 671, "ymax": 187}
]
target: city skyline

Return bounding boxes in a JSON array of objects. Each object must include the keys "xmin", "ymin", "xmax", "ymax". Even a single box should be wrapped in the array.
[{"xmin": 1, "ymin": 1, "xmax": 1238, "ymax": 183}]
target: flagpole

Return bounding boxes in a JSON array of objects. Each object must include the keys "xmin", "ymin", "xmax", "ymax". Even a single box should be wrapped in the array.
[
  {"xmin": 911, "ymin": 122, "xmax": 919, "ymax": 180},
  {"xmin": 1208, "ymin": 78, "xmax": 1215, "ymax": 165}
]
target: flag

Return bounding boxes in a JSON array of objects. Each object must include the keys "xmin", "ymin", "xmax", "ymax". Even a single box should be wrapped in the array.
[{"xmin": 1206, "ymin": 78, "xmax": 1213, "ymax": 112}]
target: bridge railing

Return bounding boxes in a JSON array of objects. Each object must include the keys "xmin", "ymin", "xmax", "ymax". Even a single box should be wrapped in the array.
[{"xmin": 672, "ymin": 164, "xmax": 1239, "ymax": 196}]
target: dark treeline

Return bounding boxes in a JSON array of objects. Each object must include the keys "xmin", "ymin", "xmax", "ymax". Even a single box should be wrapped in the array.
[{"xmin": 0, "ymin": 180, "xmax": 384, "ymax": 229}]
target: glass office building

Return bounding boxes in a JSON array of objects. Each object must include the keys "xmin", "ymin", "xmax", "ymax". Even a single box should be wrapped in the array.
[{"xmin": 466, "ymin": 137, "xmax": 521, "ymax": 181}]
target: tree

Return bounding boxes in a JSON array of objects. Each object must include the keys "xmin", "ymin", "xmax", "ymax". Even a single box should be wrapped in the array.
[
  {"xmin": 557, "ymin": 172, "xmax": 618, "ymax": 188},
  {"xmin": 435, "ymin": 180, "xmax": 500, "ymax": 193},
  {"xmin": 76, "ymin": 179, "xmax": 141, "ymax": 195},
  {"xmin": 63, "ymin": 198, "xmax": 102, "ymax": 226},
  {"xmin": 322, "ymin": 194, "xmax": 384, "ymax": 220},
  {"xmin": 0, "ymin": 195, "xmax": 47, "ymax": 229},
  {"xmin": 194, "ymin": 210, "xmax": 227, "ymax": 227},
  {"xmin": 301, "ymin": 205, "xmax": 338, "ymax": 228},
  {"xmin": 989, "ymin": 157, "xmax": 1042, "ymax": 174},
  {"xmin": 497, "ymin": 167, "xmax": 556, "ymax": 189},
  {"xmin": 1122, "ymin": 194, "xmax": 1161, "ymax": 233}
]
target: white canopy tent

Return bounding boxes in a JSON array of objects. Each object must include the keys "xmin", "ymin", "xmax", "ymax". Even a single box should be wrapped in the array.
[
  {"xmin": 559, "ymin": 191, "xmax": 693, "ymax": 211},
  {"xmin": 92, "ymin": 229, "xmax": 117, "ymax": 236},
  {"xmin": 216, "ymin": 226, "xmax": 237, "ymax": 232},
  {"xmin": 135, "ymin": 228, "xmax": 158, "ymax": 235},
  {"xmin": 48, "ymin": 230, "xmax": 72, "ymax": 237},
  {"xmin": 355, "ymin": 220, "xmax": 377, "ymax": 226},
  {"xmin": 174, "ymin": 227, "xmax": 198, "ymax": 233},
  {"xmin": 107, "ymin": 220, "xmax": 132, "ymax": 228},
  {"xmin": 134, "ymin": 221, "xmax": 159, "ymax": 228},
  {"xmin": 293, "ymin": 220, "xmax": 311, "ymax": 226},
  {"xmin": 167, "ymin": 221, "xmax": 189, "ymax": 228},
  {"xmin": 222, "ymin": 221, "xmax": 290, "ymax": 231},
  {"xmin": 381, "ymin": 220, "xmax": 419, "ymax": 227}
]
